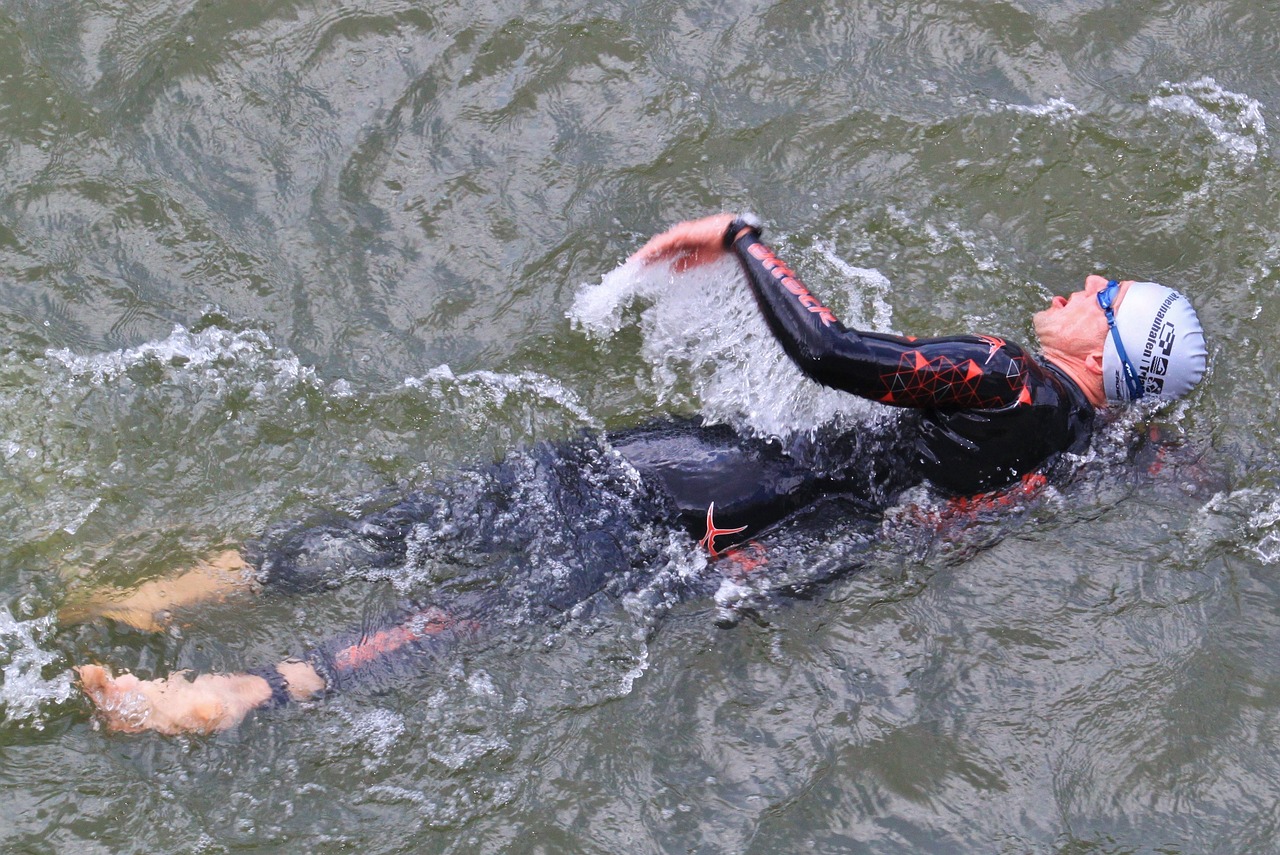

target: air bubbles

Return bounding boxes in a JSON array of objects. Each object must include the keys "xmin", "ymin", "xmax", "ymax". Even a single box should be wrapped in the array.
[
  {"xmin": 0, "ymin": 612, "xmax": 74, "ymax": 729},
  {"xmin": 1247, "ymin": 496, "xmax": 1280, "ymax": 565}
]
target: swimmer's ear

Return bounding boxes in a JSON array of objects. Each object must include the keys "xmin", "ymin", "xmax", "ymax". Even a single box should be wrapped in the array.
[{"xmin": 1084, "ymin": 349, "xmax": 1106, "ymax": 377}]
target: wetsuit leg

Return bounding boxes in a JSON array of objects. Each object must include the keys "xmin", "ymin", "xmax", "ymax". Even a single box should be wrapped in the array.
[
  {"xmin": 244, "ymin": 492, "xmax": 446, "ymax": 594},
  {"xmin": 305, "ymin": 603, "xmax": 473, "ymax": 694},
  {"xmin": 252, "ymin": 435, "xmax": 675, "ymax": 693}
]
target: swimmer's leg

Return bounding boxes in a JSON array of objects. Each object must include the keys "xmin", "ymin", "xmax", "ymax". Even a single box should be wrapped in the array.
[
  {"xmin": 58, "ymin": 549, "xmax": 258, "ymax": 632},
  {"xmin": 77, "ymin": 604, "xmax": 468, "ymax": 735},
  {"xmin": 76, "ymin": 659, "xmax": 323, "ymax": 735},
  {"xmin": 60, "ymin": 492, "xmax": 443, "ymax": 631},
  {"xmin": 309, "ymin": 605, "xmax": 469, "ymax": 688}
]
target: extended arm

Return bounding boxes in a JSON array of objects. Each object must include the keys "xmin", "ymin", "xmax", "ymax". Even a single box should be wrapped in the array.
[
  {"xmin": 635, "ymin": 214, "xmax": 1031, "ymax": 410},
  {"xmin": 728, "ymin": 223, "xmax": 1035, "ymax": 409}
]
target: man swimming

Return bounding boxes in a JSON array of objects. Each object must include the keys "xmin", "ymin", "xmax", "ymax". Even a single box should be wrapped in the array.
[{"xmin": 73, "ymin": 212, "xmax": 1208, "ymax": 734}]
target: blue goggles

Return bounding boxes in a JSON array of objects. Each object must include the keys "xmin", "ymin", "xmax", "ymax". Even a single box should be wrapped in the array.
[{"xmin": 1097, "ymin": 279, "xmax": 1144, "ymax": 401}]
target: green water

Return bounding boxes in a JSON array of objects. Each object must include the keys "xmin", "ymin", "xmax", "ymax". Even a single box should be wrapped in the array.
[{"xmin": 2, "ymin": 0, "xmax": 1279, "ymax": 851}]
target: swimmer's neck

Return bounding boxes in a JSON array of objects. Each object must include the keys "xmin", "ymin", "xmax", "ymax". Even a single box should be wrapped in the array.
[{"xmin": 1041, "ymin": 350, "xmax": 1106, "ymax": 409}]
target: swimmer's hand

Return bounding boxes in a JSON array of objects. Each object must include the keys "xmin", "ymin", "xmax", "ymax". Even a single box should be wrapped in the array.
[{"xmin": 629, "ymin": 213, "xmax": 737, "ymax": 271}]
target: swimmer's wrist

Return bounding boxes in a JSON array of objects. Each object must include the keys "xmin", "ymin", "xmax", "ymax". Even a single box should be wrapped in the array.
[{"xmin": 724, "ymin": 213, "xmax": 763, "ymax": 248}]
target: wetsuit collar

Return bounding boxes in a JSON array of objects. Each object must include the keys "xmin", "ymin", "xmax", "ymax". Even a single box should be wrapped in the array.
[{"xmin": 1040, "ymin": 357, "xmax": 1099, "ymax": 414}]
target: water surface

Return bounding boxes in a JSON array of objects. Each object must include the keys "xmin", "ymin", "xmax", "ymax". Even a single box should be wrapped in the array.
[{"xmin": 2, "ymin": 0, "xmax": 1279, "ymax": 851}]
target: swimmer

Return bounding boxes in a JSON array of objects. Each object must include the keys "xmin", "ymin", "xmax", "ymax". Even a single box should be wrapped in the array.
[{"xmin": 71, "ymin": 213, "xmax": 1208, "ymax": 734}]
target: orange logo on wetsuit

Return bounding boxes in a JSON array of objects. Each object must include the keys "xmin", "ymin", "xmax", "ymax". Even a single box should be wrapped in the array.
[
  {"xmin": 976, "ymin": 335, "xmax": 1006, "ymax": 363},
  {"xmin": 698, "ymin": 502, "xmax": 747, "ymax": 557},
  {"xmin": 747, "ymin": 243, "xmax": 839, "ymax": 326}
]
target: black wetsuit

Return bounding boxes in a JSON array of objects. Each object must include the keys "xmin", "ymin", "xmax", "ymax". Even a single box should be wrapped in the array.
[
  {"xmin": 247, "ymin": 224, "xmax": 1096, "ymax": 695},
  {"xmin": 608, "ymin": 226, "xmax": 1095, "ymax": 545},
  {"xmin": 726, "ymin": 226, "xmax": 1094, "ymax": 496}
]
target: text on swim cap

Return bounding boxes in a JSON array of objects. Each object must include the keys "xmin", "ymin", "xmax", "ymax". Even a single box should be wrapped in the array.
[{"xmin": 1138, "ymin": 292, "xmax": 1180, "ymax": 395}]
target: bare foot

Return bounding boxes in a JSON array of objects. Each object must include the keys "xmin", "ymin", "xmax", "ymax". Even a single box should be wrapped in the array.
[
  {"xmin": 60, "ymin": 550, "xmax": 257, "ymax": 632},
  {"xmin": 76, "ymin": 664, "xmax": 273, "ymax": 735}
]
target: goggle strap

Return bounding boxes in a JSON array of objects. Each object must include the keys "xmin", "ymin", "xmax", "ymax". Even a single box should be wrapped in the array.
[{"xmin": 1099, "ymin": 279, "xmax": 1145, "ymax": 400}]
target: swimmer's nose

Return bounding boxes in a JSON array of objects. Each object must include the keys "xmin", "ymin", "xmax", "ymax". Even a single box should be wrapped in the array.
[{"xmin": 1084, "ymin": 274, "xmax": 1111, "ymax": 292}]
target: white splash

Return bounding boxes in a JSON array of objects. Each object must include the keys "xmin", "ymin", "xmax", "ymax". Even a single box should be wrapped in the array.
[
  {"xmin": 1187, "ymin": 487, "xmax": 1280, "ymax": 566},
  {"xmin": 993, "ymin": 96, "xmax": 1080, "ymax": 122},
  {"xmin": 403, "ymin": 366, "xmax": 597, "ymax": 428},
  {"xmin": 42, "ymin": 323, "xmax": 320, "ymax": 395},
  {"xmin": 616, "ymin": 642, "xmax": 650, "ymax": 697},
  {"xmin": 814, "ymin": 239, "xmax": 896, "ymax": 332},
  {"xmin": 1246, "ymin": 495, "xmax": 1280, "ymax": 565},
  {"xmin": 570, "ymin": 252, "xmax": 886, "ymax": 438},
  {"xmin": 61, "ymin": 497, "xmax": 101, "ymax": 535},
  {"xmin": 1150, "ymin": 77, "xmax": 1267, "ymax": 165},
  {"xmin": 0, "ymin": 612, "xmax": 73, "ymax": 728}
]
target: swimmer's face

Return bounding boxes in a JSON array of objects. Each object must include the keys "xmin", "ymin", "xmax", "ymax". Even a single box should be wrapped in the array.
[{"xmin": 1033, "ymin": 275, "xmax": 1132, "ymax": 360}]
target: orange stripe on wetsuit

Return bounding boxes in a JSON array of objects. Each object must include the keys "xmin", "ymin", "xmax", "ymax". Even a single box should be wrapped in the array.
[{"xmin": 328, "ymin": 606, "xmax": 477, "ymax": 674}]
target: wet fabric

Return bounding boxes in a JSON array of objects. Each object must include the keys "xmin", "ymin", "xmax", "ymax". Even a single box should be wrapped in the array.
[
  {"xmin": 246, "ymin": 421, "xmax": 910, "ymax": 598},
  {"xmin": 730, "ymin": 229, "xmax": 1096, "ymax": 494},
  {"xmin": 609, "ymin": 418, "xmax": 917, "ymax": 542},
  {"xmin": 247, "ymin": 435, "xmax": 677, "ymax": 618},
  {"xmin": 241, "ymin": 421, "xmax": 918, "ymax": 686}
]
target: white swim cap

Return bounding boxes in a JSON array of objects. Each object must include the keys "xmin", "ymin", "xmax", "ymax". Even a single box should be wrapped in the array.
[{"xmin": 1101, "ymin": 281, "xmax": 1207, "ymax": 404}]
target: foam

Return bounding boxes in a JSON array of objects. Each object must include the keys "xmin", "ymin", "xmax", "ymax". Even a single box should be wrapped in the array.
[
  {"xmin": 984, "ymin": 82, "xmax": 1268, "ymax": 171},
  {"xmin": 1246, "ymin": 495, "xmax": 1280, "ymax": 565},
  {"xmin": 813, "ymin": 239, "xmax": 896, "ymax": 332},
  {"xmin": 429, "ymin": 732, "xmax": 512, "ymax": 771},
  {"xmin": 1150, "ymin": 77, "xmax": 1267, "ymax": 165},
  {"xmin": 616, "ymin": 642, "xmax": 650, "ymax": 696},
  {"xmin": 403, "ymin": 365, "xmax": 596, "ymax": 429},
  {"xmin": 43, "ymin": 323, "xmax": 320, "ymax": 393},
  {"xmin": 0, "ymin": 612, "xmax": 74, "ymax": 728},
  {"xmin": 993, "ymin": 96, "xmax": 1080, "ymax": 122}
]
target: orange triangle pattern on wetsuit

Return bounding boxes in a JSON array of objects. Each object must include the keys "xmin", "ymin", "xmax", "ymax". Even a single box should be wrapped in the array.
[{"xmin": 878, "ymin": 348, "xmax": 1029, "ymax": 409}]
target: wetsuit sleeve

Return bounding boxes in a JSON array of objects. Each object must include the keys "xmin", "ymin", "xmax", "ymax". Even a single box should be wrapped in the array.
[{"xmin": 729, "ymin": 228, "xmax": 1033, "ymax": 410}]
